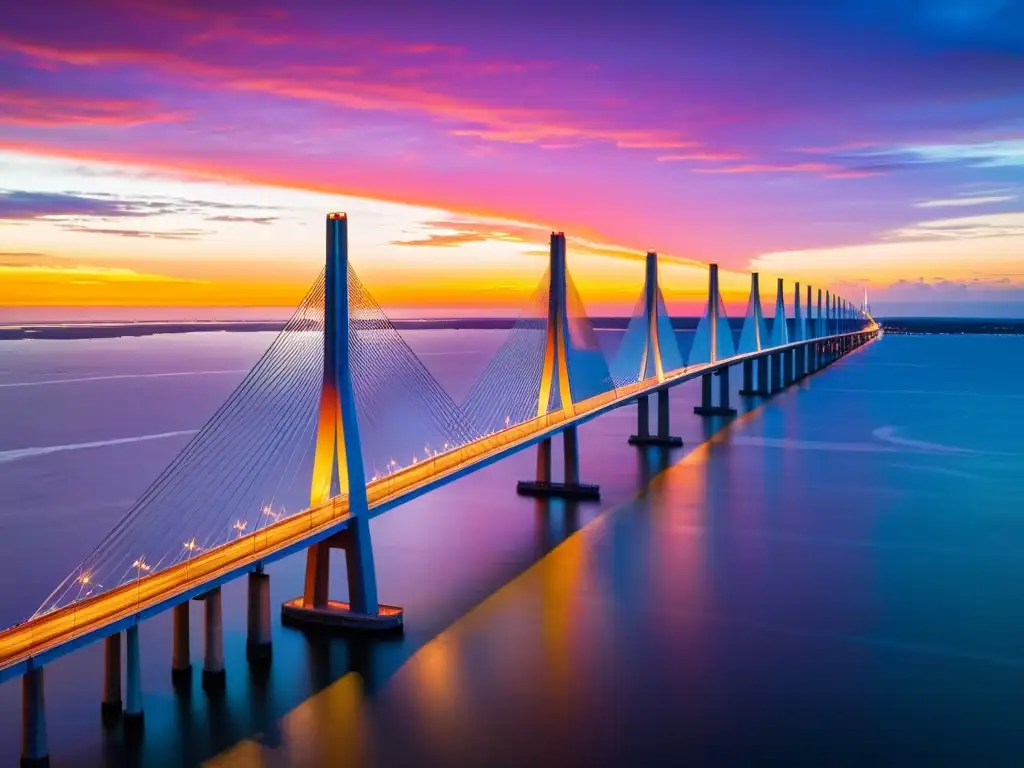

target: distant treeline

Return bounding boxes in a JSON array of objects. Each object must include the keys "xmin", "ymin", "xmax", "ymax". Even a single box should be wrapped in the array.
[{"xmin": 878, "ymin": 318, "xmax": 1024, "ymax": 335}]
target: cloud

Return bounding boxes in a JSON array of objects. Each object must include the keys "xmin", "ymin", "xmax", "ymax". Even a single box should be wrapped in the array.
[
  {"xmin": 885, "ymin": 212, "xmax": 1024, "ymax": 240},
  {"xmin": 0, "ymin": 190, "xmax": 156, "ymax": 220},
  {"xmin": 656, "ymin": 151, "xmax": 745, "ymax": 162},
  {"xmin": 914, "ymin": 195, "xmax": 1014, "ymax": 208},
  {"xmin": 57, "ymin": 225, "xmax": 209, "ymax": 239},
  {"xmin": 391, "ymin": 218, "xmax": 549, "ymax": 248},
  {"xmin": 693, "ymin": 162, "xmax": 878, "ymax": 178},
  {"xmin": 206, "ymin": 214, "xmax": 278, "ymax": 224},
  {"xmin": 0, "ymin": 91, "xmax": 189, "ymax": 128}
]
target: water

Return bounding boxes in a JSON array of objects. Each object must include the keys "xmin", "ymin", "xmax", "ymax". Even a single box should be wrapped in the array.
[{"xmin": 1, "ymin": 330, "xmax": 1023, "ymax": 765}]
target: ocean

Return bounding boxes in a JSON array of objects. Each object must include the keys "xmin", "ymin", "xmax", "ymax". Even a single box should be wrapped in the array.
[{"xmin": 0, "ymin": 329, "xmax": 1023, "ymax": 765}]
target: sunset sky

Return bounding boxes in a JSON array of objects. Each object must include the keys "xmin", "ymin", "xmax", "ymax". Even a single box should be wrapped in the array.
[{"xmin": 2, "ymin": 0, "xmax": 1022, "ymax": 317}]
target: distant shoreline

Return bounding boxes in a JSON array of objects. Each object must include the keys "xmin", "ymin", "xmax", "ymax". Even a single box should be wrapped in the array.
[{"xmin": 0, "ymin": 317, "xmax": 1021, "ymax": 341}]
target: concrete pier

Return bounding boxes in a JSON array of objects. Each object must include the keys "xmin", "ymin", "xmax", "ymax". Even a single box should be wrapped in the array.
[
  {"xmin": 519, "ymin": 425, "xmax": 600, "ymax": 499},
  {"xmin": 247, "ymin": 570, "xmax": 272, "ymax": 664},
  {"xmin": 771, "ymin": 352, "xmax": 783, "ymax": 392},
  {"xmin": 694, "ymin": 368, "xmax": 737, "ymax": 416},
  {"xmin": 536, "ymin": 438, "xmax": 552, "ymax": 483},
  {"xmin": 630, "ymin": 389, "xmax": 682, "ymax": 446},
  {"xmin": 21, "ymin": 667, "xmax": 48, "ymax": 768},
  {"xmin": 172, "ymin": 602, "xmax": 190, "ymax": 684},
  {"xmin": 124, "ymin": 624, "xmax": 143, "ymax": 729},
  {"xmin": 783, "ymin": 349, "xmax": 795, "ymax": 386},
  {"xmin": 202, "ymin": 587, "xmax": 226, "ymax": 691},
  {"xmin": 741, "ymin": 359, "xmax": 753, "ymax": 393},
  {"xmin": 795, "ymin": 346, "xmax": 806, "ymax": 379},
  {"xmin": 101, "ymin": 633, "xmax": 121, "ymax": 723},
  {"xmin": 284, "ymin": 522, "xmax": 404, "ymax": 631}
]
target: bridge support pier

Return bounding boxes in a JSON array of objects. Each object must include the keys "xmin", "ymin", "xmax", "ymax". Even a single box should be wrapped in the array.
[
  {"xmin": 795, "ymin": 346, "xmax": 806, "ymax": 380},
  {"xmin": 694, "ymin": 369, "xmax": 737, "ymax": 417},
  {"xmin": 172, "ymin": 602, "xmax": 190, "ymax": 684},
  {"xmin": 740, "ymin": 355, "xmax": 772, "ymax": 397},
  {"xmin": 21, "ymin": 667, "xmax": 48, "ymax": 768},
  {"xmin": 283, "ymin": 519, "xmax": 404, "ymax": 632},
  {"xmin": 519, "ymin": 425, "xmax": 600, "ymax": 499},
  {"xmin": 783, "ymin": 349, "xmax": 795, "ymax": 386},
  {"xmin": 124, "ymin": 624, "xmax": 143, "ymax": 731},
  {"xmin": 202, "ymin": 587, "xmax": 225, "ymax": 692},
  {"xmin": 247, "ymin": 570, "xmax": 272, "ymax": 665},
  {"xmin": 101, "ymin": 633, "xmax": 121, "ymax": 724},
  {"xmin": 771, "ymin": 352, "xmax": 783, "ymax": 392},
  {"xmin": 629, "ymin": 391, "xmax": 683, "ymax": 446}
]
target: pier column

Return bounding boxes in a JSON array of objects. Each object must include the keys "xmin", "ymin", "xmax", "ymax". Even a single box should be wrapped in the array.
[
  {"xmin": 247, "ymin": 570, "xmax": 272, "ymax": 664},
  {"xmin": 172, "ymin": 602, "xmax": 190, "ymax": 684},
  {"xmin": 21, "ymin": 667, "xmax": 48, "ymax": 768},
  {"xmin": 758, "ymin": 355, "xmax": 770, "ymax": 393},
  {"xmin": 699, "ymin": 374, "xmax": 713, "ymax": 412},
  {"xmin": 536, "ymin": 438, "xmax": 552, "ymax": 482},
  {"xmin": 784, "ymin": 349, "xmax": 795, "ymax": 385},
  {"xmin": 718, "ymin": 367, "xmax": 733, "ymax": 413},
  {"xmin": 563, "ymin": 425, "xmax": 580, "ymax": 487},
  {"xmin": 101, "ymin": 633, "xmax": 122, "ymax": 723},
  {"xmin": 125, "ymin": 624, "xmax": 143, "ymax": 728},
  {"xmin": 636, "ymin": 396, "xmax": 649, "ymax": 439},
  {"xmin": 742, "ymin": 359, "xmax": 753, "ymax": 393},
  {"xmin": 203, "ymin": 587, "xmax": 225, "ymax": 691},
  {"xmin": 631, "ymin": 389, "xmax": 682, "ymax": 446},
  {"xmin": 796, "ymin": 345, "xmax": 806, "ymax": 379},
  {"xmin": 771, "ymin": 352, "xmax": 783, "ymax": 392},
  {"xmin": 657, "ymin": 389, "xmax": 674, "ymax": 441}
]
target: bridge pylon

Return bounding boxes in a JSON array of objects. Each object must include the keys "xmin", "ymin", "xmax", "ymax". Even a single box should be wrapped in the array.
[
  {"xmin": 518, "ymin": 232, "xmax": 600, "ymax": 500},
  {"xmin": 628, "ymin": 251, "xmax": 684, "ymax": 446},
  {"xmin": 793, "ymin": 282, "xmax": 807, "ymax": 379},
  {"xmin": 768, "ymin": 277, "xmax": 791, "ymax": 390},
  {"xmin": 283, "ymin": 213, "xmax": 403, "ymax": 632},
  {"xmin": 693, "ymin": 263, "xmax": 738, "ymax": 417},
  {"xmin": 737, "ymin": 272, "xmax": 770, "ymax": 397}
]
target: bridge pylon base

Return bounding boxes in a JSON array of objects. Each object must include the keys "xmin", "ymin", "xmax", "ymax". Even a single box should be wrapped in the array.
[
  {"xmin": 516, "ymin": 480, "xmax": 601, "ymax": 500},
  {"xmin": 627, "ymin": 434, "xmax": 683, "ymax": 447},
  {"xmin": 282, "ymin": 599, "xmax": 404, "ymax": 631},
  {"xmin": 284, "ymin": 528, "xmax": 404, "ymax": 633},
  {"xmin": 628, "ymin": 393, "xmax": 682, "ymax": 447}
]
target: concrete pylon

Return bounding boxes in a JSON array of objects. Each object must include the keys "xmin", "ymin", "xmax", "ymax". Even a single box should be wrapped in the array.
[
  {"xmin": 537, "ymin": 232, "xmax": 574, "ymax": 417},
  {"xmin": 770, "ymin": 277, "xmax": 789, "ymax": 347},
  {"xmin": 639, "ymin": 251, "xmax": 665, "ymax": 382},
  {"xmin": 793, "ymin": 282, "xmax": 805, "ymax": 342},
  {"xmin": 518, "ymin": 232, "xmax": 600, "ymax": 500},
  {"xmin": 824, "ymin": 290, "xmax": 832, "ymax": 337},
  {"xmin": 688, "ymin": 263, "xmax": 736, "ymax": 366},
  {"xmin": 283, "ymin": 213, "xmax": 403, "ymax": 632},
  {"xmin": 817, "ymin": 289, "xmax": 824, "ymax": 338},
  {"xmin": 737, "ymin": 272, "xmax": 768, "ymax": 355}
]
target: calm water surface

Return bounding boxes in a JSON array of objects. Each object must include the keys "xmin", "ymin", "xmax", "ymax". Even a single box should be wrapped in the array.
[{"xmin": 1, "ymin": 330, "xmax": 1023, "ymax": 766}]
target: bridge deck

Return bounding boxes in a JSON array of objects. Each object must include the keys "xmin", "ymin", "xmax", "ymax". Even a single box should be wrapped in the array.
[{"xmin": 0, "ymin": 330, "xmax": 874, "ymax": 682}]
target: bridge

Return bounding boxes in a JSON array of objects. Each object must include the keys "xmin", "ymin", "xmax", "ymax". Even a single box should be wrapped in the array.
[{"xmin": 3, "ymin": 213, "xmax": 877, "ymax": 767}]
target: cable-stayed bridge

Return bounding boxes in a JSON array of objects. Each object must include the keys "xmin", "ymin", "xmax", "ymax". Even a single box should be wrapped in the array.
[{"xmin": 4, "ymin": 214, "xmax": 877, "ymax": 766}]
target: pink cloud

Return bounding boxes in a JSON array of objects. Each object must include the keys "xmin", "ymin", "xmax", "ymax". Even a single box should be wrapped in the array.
[{"xmin": 0, "ymin": 91, "xmax": 190, "ymax": 128}]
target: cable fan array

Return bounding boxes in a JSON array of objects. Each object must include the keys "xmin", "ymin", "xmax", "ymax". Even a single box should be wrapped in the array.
[{"xmin": 35, "ymin": 258, "xmax": 687, "ymax": 618}]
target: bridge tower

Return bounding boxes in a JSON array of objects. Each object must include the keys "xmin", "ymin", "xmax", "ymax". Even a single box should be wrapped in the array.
[
  {"xmin": 793, "ymin": 282, "xmax": 807, "ymax": 379},
  {"xmin": 770, "ymin": 278, "xmax": 789, "ymax": 391},
  {"xmin": 283, "ymin": 213, "xmax": 403, "ymax": 631},
  {"xmin": 737, "ymin": 272, "xmax": 770, "ymax": 397},
  {"xmin": 517, "ymin": 232, "xmax": 600, "ymax": 499},
  {"xmin": 693, "ymin": 263, "xmax": 738, "ymax": 417},
  {"xmin": 628, "ymin": 251, "xmax": 684, "ymax": 446}
]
